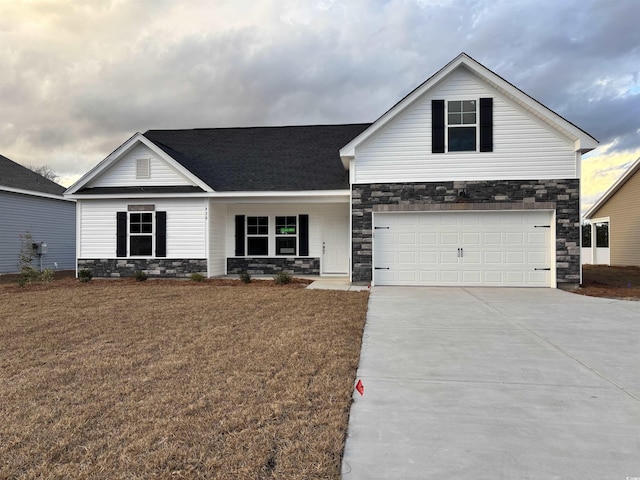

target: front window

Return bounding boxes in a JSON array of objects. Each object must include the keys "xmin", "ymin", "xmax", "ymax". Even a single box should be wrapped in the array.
[
  {"xmin": 275, "ymin": 216, "xmax": 297, "ymax": 255},
  {"xmin": 130, "ymin": 212, "xmax": 153, "ymax": 256},
  {"xmin": 448, "ymin": 100, "xmax": 476, "ymax": 152},
  {"xmin": 247, "ymin": 216, "xmax": 269, "ymax": 255}
]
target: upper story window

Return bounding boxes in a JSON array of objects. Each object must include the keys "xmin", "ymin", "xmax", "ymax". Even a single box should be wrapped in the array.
[
  {"xmin": 447, "ymin": 100, "xmax": 477, "ymax": 152},
  {"xmin": 432, "ymin": 98, "xmax": 493, "ymax": 153}
]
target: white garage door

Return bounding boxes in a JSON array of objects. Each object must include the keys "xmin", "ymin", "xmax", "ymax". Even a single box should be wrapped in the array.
[{"xmin": 373, "ymin": 210, "xmax": 553, "ymax": 287}]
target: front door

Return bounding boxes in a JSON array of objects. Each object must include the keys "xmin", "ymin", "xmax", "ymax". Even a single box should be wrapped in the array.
[{"xmin": 322, "ymin": 216, "xmax": 349, "ymax": 274}]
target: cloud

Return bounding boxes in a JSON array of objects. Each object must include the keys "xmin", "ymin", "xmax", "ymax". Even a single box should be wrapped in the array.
[{"xmin": 0, "ymin": 0, "xmax": 638, "ymax": 191}]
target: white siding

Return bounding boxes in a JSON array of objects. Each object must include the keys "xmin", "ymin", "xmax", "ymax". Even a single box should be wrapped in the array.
[
  {"xmin": 0, "ymin": 191, "xmax": 76, "ymax": 273},
  {"xmin": 87, "ymin": 144, "xmax": 194, "ymax": 188},
  {"xmin": 208, "ymin": 202, "xmax": 227, "ymax": 275},
  {"xmin": 78, "ymin": 198, "xmax": 207, "ymax": 258},
  {"xmin": 225, "ymin": 203, "xmax": 348, "ymax": 258},
  {"xmin": 354, "ymin": 68, "xmax": 577, "ymax": 184}
]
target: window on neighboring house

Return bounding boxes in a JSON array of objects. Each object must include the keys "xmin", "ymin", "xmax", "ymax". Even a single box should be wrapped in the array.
[
  {"xmin": 448, "ymin": 100, "xmax": 476, "ymax": 152},
  {"xmin": 275, "ymin": 216, "xmax": 297, "ymax": 255},
  {"xmin": 247, "ymin": 216, "xmax": 269, "ymax": 255},
  {"xmin": 581, "ymin": 224, "xmax": 591, "ymax": 247},
  {"xmin": 595, "ymin": 222, "xmax": 609, "ymax": 248},
  {"xmin": 130, "ymin": 212, "xmax": 153, "ymax": 256}
]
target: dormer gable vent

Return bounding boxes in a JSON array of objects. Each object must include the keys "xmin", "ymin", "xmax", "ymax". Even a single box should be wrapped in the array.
[{"xmin": 136, "ymin": 158, "xmax": 151, "ymax": 179}]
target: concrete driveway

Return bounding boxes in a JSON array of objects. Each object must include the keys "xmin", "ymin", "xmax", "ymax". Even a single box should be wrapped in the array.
[{"xmin": 342, "ymin": 288, "xmax": 640, "ymax": 479}]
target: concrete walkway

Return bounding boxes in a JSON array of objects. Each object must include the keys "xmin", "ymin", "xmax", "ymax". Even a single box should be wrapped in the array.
[
  {"xmin": 306, "ymin": 276, "xmax": 370, "ymax": 291},
  {"xmin": 342, "ymin": 287, "xmax": 640, "ymax": 479}
]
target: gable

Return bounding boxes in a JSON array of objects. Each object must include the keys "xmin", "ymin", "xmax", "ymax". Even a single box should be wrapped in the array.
[
  {"xmin": 586, "ymin": 158, "xmax": 640, "ymax": 220},
  {"xmin": 351, "ymin": 67, "xmax": 579, "ymax": 184},
  {"xmin": 85, "ymin": 143, "xmax": 197, "ymax": 189}
]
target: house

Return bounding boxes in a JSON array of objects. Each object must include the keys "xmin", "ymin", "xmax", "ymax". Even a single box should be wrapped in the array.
[
  {"xmin": 65, "ymin": 53, "xmax": 598, "ymax": 288},
  {"xmin": 582, "ymin": 157, "xmax": 640, "ymax": 266},
  {"xmin": 0, "ymin": 154, "xmax": 76, "ymax": 274}
]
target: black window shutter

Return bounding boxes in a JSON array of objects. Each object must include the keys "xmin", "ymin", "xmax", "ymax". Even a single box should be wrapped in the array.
[
  {"xmin": 479, "ymin": 97, "xmax": 493, "ymax": 152},
  {"xmin": 235, "ymin": 215, "xmax": 245, "ymax": 256},
  {"xmin": 116, "ymin": 212, "xmax": 127, "ymax": 257},
  {"xmin": 299, "ymin": 215, "xmax": 309, "ymax": 256},
  {"xmin": 156, "ymin": 211, "xmax": 167, "ymax": 257},
  {"xmin": 432, "ymin": 99, "xmax": 445, "ymax": 153}
]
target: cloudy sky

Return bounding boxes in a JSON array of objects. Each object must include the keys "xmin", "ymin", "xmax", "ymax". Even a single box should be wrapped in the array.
[{"xmin": 1, "ymin": 0, "xmax": 638, "ymax": 212}]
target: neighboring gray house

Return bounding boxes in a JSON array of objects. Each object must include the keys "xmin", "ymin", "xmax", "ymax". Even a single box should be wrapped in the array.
[
  {"xmin": 0, "ymin": 154, "xmax": 76, "ymax": 274},
  {"xmin": 65, "ymin": 53, "xmax": 598, "ymax": 288}
]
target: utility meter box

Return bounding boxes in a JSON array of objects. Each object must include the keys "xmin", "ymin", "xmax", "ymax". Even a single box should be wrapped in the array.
[{"xmin": 32, "ymin": 242, "xmax": 48, "ymax": 255}]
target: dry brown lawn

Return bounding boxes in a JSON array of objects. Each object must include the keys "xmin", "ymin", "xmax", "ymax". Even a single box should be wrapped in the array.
[
  {"xmin": 0, "ymin": 278, "xmax": 369, "ymax": 479},
  {"xmin": 577, "ymin": 265, "xmax": 640, "ymax": 300}
]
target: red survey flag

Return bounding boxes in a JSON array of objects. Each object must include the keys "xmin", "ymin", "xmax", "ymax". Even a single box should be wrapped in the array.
[{"xmin": 355, "ymin": 379, "xmax": 364, "ymax": 396}]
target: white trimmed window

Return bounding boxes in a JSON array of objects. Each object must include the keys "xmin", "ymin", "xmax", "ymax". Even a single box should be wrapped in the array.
[
  {"xmin": 275, "ymin": 216, "xmax": 297, "ymax": 256},
  {"xmin": 447, "ymin": 100, "xmax": 477, "ymax": 152},
  {"xmin": 247, "ymin": 216, "xmax": 269, "ymax": 255}
]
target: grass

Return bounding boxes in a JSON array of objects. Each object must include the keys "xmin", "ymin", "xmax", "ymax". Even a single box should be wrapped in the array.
[
  {"xmin": 0, "ymin": 279, "xmax": 369, "ymax": 479},
  {"xmin": 578, "ymin": 265, "xmax": 640, "ymax": 300}
]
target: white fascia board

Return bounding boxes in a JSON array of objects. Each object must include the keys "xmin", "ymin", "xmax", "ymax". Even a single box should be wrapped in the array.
[
  {"xmin": 208, "ymin": 189, "xmax": 350, "ymax": 204},
  {"xmin": 69, "ymin": 189, "xmax": 351, "ymax": 203},
  {"xmin": 2, "ymin": 185, "xmax": 75, "ymax": 202},
  {"xmin": 339, "ymin": 53, "xmax": 599, "ymax": 166},
  {"xmin": 65, "ymin": 133, "xmax": 213, "ymax": 195},
  {"xmin": 584, "ymin": 157, "xmax": 640, "ymax": 219}
]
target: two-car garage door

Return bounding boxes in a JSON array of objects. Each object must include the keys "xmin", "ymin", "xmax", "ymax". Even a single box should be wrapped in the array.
[{"xmin": 373, "ymin": 210, "xmax": 553, "ymax": 287}]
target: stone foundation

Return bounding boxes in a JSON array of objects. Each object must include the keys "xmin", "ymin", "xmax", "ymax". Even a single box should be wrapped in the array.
[
  {"xmin": 227, "ymin": 257, "xmax": 320, "ymax": 275},
  {"xmin": 352, "ymin": 179, "xmax": 580, "ymax": 287},
  {"xmin": 78, "ymin": 258, "xmax": 207, "ymax": 278}
]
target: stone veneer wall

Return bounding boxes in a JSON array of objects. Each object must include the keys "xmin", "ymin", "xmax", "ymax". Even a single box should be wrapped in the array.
[
  {"xmin": 352, "ymin": 179, "xmax": 580, "ymax": 287},
  {"xmin": 78, "ymin": 258, "xmax": 207, "ymax": 278},
  {"xmin": 227, "ymin": 258, "xmax": 320, "ymax": 275}
]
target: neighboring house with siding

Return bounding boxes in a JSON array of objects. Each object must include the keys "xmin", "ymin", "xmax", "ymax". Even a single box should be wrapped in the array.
[
  {"xmin": 65, "ymin": 53, "xmax": 598, "ymax": 288},
  {"xmin": 0, "ymin": 154, "xmax": 76, "ymax": 274},
  {"xmin": 583, "ymin": 157, "xmax": 640, "ymax": 266}
]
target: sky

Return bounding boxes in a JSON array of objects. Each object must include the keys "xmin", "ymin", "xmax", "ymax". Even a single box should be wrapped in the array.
[{"xmin": 0, "ymin": 0, "xmax": 638, "ymax": 213}]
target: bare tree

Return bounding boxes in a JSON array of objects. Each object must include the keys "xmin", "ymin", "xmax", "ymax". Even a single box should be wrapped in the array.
[{"xmin": 27, "ymin": 164, "xmax": 59, "ymax": 183}]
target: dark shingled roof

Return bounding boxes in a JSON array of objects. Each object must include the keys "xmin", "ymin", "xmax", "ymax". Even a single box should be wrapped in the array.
[
  {"xmin": 143, "ymin": 124, "xmax": 371, "ymax": 192},
  {"xmin": 0, "ymin": 154, "xmax": 65, "ymax": 196}
]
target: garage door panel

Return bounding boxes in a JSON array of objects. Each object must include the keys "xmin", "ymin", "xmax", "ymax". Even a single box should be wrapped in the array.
[
  {"xmin": 505, "ymin": 233, "xmax": 524, "ymax": 245},
  {"xmin": 440, "ymin": 251, "xmax": 459, "ymax": 264},
  {"xmin": 505, "ymin": 251, "xmax": 525, "ymax": 264},
  {"xmin": 461, "ymin": 232, "xmax": 481, "ymax": 245},
  {"xmin": 374, "ymin": 211, "xmax": 553, "ymax": 287},
  {"xmin": 398, "ymin": 233, "xmax": 417, "ymax": 245},
  {"xmin": 528, "ymin": 251, "xmax": 548, "ymax": 264},
  {"xmin": 441, "ymin": 270, "xmax": 461, "ymax": 283},
  {"xmin": 527, "ymin": 232, "xmax": 547, "ymax": 245},
  {"xmin": 398, "ymin": 252, "xmax": 417, "ymax": 264},
  {"xmin": 484, "ymin": 251, "xmax": 502, "ymax": 263},
  {"xmin": 440, "ymin": 233, "xmax": 459, "ymax": 245},
  {"xmin": 461, "ymin": 251, "xmax": 481, "ymax": 264},
  {"xmin": 419, "ymin": 232, "xmax": 437, "ymax": 246},
  {"xmin": 484, "ymin": 232, "xmax": 502, "ymax": 245}
]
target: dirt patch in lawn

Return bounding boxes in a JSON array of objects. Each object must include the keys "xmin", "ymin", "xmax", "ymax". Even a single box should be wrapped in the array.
[
  {"xmin": 576, "ymin": 265, "xmax": 640, "ymax": 301},
  {"xmin": 0, "ymin": 279, "xmax": 368, "ymax": 479}
]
